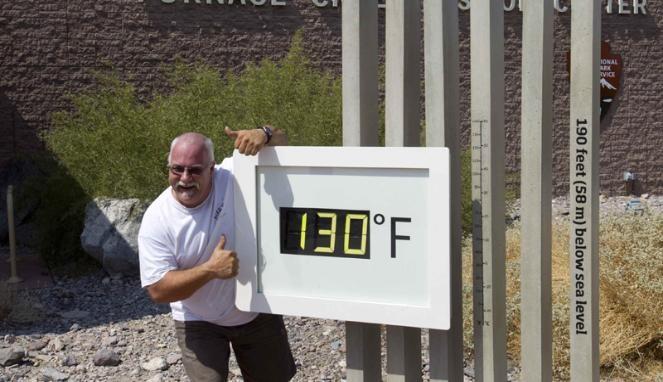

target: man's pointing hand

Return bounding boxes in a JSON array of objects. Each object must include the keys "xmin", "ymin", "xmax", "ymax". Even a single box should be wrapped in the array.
[{"xmin": 225, "ymin": 126, "xmax": 268, "ymax": 156}]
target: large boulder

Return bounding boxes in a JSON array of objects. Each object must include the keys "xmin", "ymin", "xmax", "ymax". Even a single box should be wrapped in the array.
[{"xmin": 81, "ymin": 198, "xmax": 149, "ymax": 276}]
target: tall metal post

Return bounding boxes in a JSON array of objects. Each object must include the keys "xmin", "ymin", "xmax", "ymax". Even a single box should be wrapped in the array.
[
  {"xmin": 423, "ymin": 0, "xmax": 462, "ymax": 381},
  {"xmin": 520, "ymin": 0, "xmax": 553, "ymax": 380},
  {"xmin": 470, "ymin": 0, "xmax": 506, "ymax": 380},
  {"xmin": 385, "ymin": 0, "xmax": 422, "ymax": 380},
  {"xmin": 343, "ymin": 1, "xmax": 381, "ymax": 381},
  {"xmin": 347, "ymin": 321, "xmax": 382, "ymax": 382},
  {"xmin": 569, "ymin": 0, "xmax": 600, "ymax": 380},
  {"xmin": 385, "ymin": 0, "xmax": 421, "ymax": 148},
  {"xmin": 342, "ymin": 0, "xmax": 379, "ymax": 147}
]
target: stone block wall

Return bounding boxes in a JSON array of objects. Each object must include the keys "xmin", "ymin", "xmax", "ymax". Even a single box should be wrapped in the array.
[{"xmin": 1, "ymin": 0, "xmax": 661, "ymax": 195}]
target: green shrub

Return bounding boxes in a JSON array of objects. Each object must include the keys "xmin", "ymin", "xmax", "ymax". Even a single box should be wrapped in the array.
[
  {"xmin": 47, "ymin": 32, "xmax": 341, "ymax": 201},
  {"xmin": 37, "ymin": 32, "xmax": 341, "ymax": 268}
]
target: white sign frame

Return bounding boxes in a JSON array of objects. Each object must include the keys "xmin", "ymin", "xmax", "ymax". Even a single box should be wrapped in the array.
[{"xmin": 233, "ymin": 146, "xmax": 451, "ymax": 330}]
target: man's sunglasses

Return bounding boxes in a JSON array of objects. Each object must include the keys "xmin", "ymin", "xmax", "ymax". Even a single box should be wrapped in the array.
[{"xmin": 167, "ymin": 164, "xmax": 211, "ymax": 176}]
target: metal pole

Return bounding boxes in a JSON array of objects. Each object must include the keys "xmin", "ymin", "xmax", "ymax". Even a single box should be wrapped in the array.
[
  {"xmin": 470, "ymin": 0, "xmax": 506, "ymax": 380},
  {"xmin": 343, "ymin": 1, "xmax": 381, "ymax": 380},
  {"xmin": 423, "ymin": 0, "xmax": 463, "ymax": 381},
  {"xmin": 520, "ymin": 0, "xmax": 553, "ymax": 380},
  {"xmin": 385, "ymin": 1, "xmax": 422, "ymax": 380},
  {"xmin": 386, "ymin": 326, "xmax": 421, "ymax": 382},
  {"xmin": 385, "ymin": 0, "xmax": 421, "ymax": 148},
  {"xmin": 569, "ymin": 0, "xmax": 601, "ymax": 380},
  {"xmin": 342, "ymin": 0, "xmax": 379, "ymax": 148},
  {"xmin": 6, "ymin": 185, "xmax": 22, "ymax": 284}
]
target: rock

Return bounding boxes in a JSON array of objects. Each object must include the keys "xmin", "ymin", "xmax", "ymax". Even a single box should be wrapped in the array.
[
  {"xmin": 141, "ymin": 357, "xmax": 168, "ymax": 371},
  {"xmin": 27, "ymin": 338, "xmax": 49, "ymax": 351},
  {"xmin": 80, "ymin": 198, "xmax": 148, "ymax": 276},
  {"xmin": 331, "ymin": 340, "xmax": 343, "ymax": 351},
  {"xmin": 59, "ymin": 353, "xmax": 78, "ymax": 367},
  {"xmin": 69, "ymin": 323, "xmax": 81, "ymax": 331},
  {"xmin": 50, "ymin": 338, "xmax": 66, "ymax": 352},
  {"xmin": 34, "ymin": 354, "xmax": 52, "ymax": 363},
  {"xmin": 3, "ymin": 335, "xmax": 15, "ymax": 344},
  {"xmin": 93, "ymin": 349, "xmax": 121, "ymax": 366},
  {"xmin": 101, "ymin": 336, "xmax": 118, "ymax": 347},
  {"xmin": 0, "ymin": 346, "xmax": 25, "ymax": 366},
  {"xmin": 229, "ymin": 367, "xmax": 242, "ymax": 377},
  {"xmin": 146, "ymin": 374, "xmax": 163, "ymax": 382},
  {"xmin": 166, "ymin": 352, "xmax": 181, "ymax": 365},
  {"xmin": 41, "ymin": 367, "xmax": 70, "ymax": 381},
  {"xmin": 464, "ymin": 365, "xmax": 475, "ymax": 378}
]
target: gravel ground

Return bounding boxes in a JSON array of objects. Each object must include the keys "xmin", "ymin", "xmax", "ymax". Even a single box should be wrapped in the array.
[{"xmin": 1, "ymin": 195, "xmax": 660, "ymax": 382}]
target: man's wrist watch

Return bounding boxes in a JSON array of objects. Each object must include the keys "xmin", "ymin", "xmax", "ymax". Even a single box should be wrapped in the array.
[{"xmin": 260, "ymin": 126, "xmax": 273, "ymax": 144}]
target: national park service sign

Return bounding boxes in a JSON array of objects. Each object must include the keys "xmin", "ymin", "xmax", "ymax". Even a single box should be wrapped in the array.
[
  {"xmin": 599, "ymin": 42, "xmax": 623, "ymax": 119},
  {"xmin": 567, "ymin": 42, "xmax": 623, "ymax": 120}
]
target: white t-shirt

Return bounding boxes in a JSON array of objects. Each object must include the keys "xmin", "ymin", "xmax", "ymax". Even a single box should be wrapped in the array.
[{"xmin": 138, "ymin": 158, "xmax": 257, "ymax": 326}]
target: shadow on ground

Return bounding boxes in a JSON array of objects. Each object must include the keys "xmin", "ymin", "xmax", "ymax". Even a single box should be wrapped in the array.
[{"xmin": 0, "ymin": 91, "xmax": 167, "ymax": 336}]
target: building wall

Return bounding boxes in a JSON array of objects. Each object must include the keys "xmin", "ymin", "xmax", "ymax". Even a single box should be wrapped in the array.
[{"xmin": 1, "ymin": 0, "xmax": 661, "ymax": 195}]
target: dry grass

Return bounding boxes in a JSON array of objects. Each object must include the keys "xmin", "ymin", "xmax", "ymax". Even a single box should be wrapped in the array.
[{"xmin": 462, "ymin": 213, "xmax": 663, "ymax": 380}]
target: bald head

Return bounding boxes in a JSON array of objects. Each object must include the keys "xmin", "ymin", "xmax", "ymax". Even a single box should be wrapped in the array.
[{"xmin": 168, "ymin": 133, "xmax": 215, "ymax": 165}]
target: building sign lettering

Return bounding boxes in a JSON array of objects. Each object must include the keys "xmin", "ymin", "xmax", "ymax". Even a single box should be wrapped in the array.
[{"xmin": 162, "ymin": 0, "xmax": 648, "ymax": 15}]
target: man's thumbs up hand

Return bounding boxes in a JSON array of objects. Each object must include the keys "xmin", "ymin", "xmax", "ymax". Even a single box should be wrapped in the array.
[{"xmin": 205, "ymin": 234, "xmax": 239, "ymax": 279}]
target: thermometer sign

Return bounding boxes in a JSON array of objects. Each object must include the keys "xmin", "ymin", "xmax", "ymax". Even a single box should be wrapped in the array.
[{"xmin": 233, "ymin": 146, "xmax": 451, "ymax": 330}]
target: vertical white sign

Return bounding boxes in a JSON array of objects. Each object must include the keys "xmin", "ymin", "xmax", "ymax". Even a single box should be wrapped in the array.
[{"xmin": 569, "ymin": 0, "xmax": 601, "ymax": 381}]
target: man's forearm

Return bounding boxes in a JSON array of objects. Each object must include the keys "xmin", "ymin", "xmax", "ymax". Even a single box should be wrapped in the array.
[{"xmin": 147, "ymin": 265, "xmax": 215, "ymax": 304}]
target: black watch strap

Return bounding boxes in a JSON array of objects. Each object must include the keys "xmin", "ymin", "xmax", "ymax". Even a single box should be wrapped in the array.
[{"xmin": 261, "ymin": 126, "xmax": 273, "ymax": 144}]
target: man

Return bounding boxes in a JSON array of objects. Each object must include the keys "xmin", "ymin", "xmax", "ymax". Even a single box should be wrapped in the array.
[{"xmin": 138, "ymin": 126, "xmax": 295, "ymax": 382}]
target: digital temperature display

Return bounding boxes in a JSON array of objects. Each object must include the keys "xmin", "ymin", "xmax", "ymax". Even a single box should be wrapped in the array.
[{"xmin": 280, "ymin": 207, "xmax": 370, "ymax": 259}]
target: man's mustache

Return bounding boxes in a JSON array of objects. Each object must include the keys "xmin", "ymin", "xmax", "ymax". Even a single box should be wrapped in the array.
[{"xmin": 175, "ymin": 181, "xmax": 200, "ymax": 191}]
